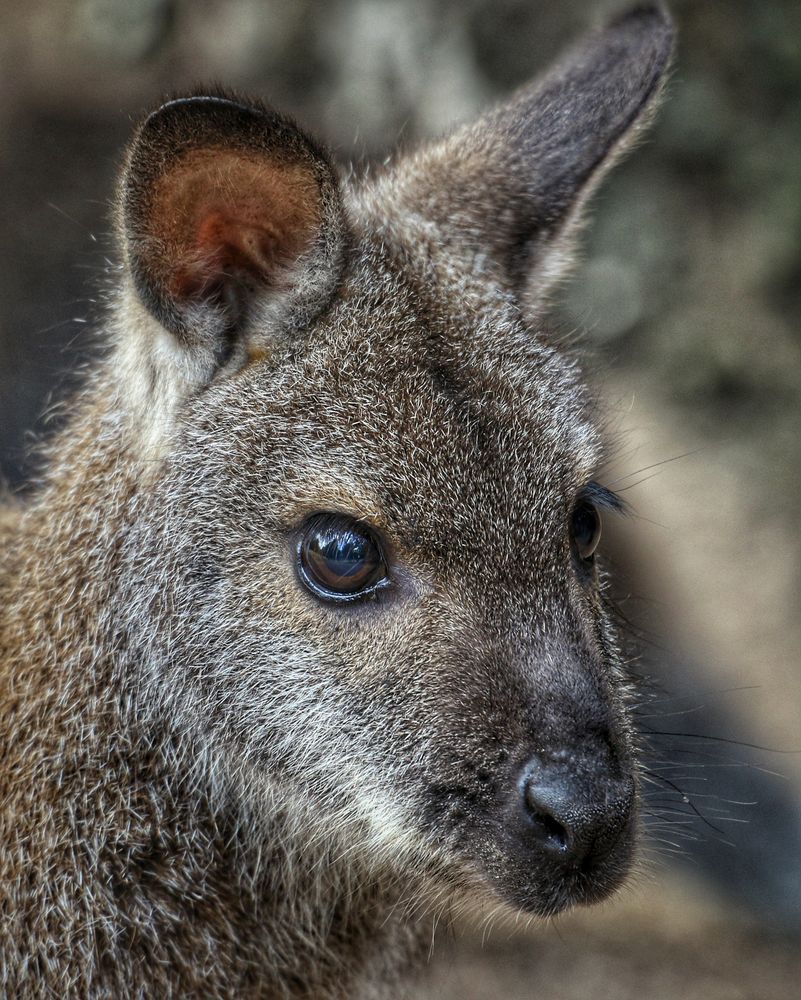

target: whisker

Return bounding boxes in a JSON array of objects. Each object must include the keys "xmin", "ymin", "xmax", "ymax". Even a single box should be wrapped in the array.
[{"xmin": 606, "ymin": 449, "xmax": 702, "ymax": 487}]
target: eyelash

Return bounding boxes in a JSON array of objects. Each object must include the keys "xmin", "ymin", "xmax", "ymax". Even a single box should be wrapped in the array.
[{"xmin": 579, "ymin": 482, "xmax": 626, "ymax": 515}]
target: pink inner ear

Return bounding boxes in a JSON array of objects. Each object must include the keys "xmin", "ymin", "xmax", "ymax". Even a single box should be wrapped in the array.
[
  {"xmin": 151, "ymin": 149, "xmax": 322, "ymax": 303},
  {"xmin": 171, "ymin": 211, "xmax": 282, "ymax": 299}
]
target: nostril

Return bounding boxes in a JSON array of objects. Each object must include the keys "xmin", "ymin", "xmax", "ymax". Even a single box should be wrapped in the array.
[
  {"xmin": 523, "ymin": 781, "xmax": 572, "ymax": 855},
  {"xmin": 527, "ymin": 806, "xmax": 569, "ymax": 852}
]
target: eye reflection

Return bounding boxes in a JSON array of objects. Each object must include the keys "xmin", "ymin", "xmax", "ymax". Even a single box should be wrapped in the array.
[{"xmin": 298, "ymin": 514, "xmax": 387, "ymax": 601}]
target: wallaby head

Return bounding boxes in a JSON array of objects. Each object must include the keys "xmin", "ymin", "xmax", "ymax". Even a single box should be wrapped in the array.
[
  {"xmin": 111, "ymin": 5, "xmax": 673, "ymax": 919},
  {"xmin": 1, "ymin": 4, "xmax": 674, "ymax": 995}
]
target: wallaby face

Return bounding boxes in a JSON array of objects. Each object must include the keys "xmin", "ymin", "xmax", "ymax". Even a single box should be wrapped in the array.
[
  {"xmin": 1, "ymin": 5, "xmax": 674, "ymax": 995},
  {"xmin": 130, "ymin": 261, "xmax": 632, "ymax": 917}
]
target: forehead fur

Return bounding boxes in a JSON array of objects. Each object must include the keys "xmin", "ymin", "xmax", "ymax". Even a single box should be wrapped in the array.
[{"xmin": 185, "ymin": 236, "xmax": 601, "ymax": 547}]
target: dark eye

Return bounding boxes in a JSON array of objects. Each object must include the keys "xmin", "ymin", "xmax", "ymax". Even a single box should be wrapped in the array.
[
  {"xmin": 571, "ymin": 499, "xmax": 602, "ymax": 561},
  {"xmin": 298, "ymin": 514, "xmax": 388, "ymax": 602}
]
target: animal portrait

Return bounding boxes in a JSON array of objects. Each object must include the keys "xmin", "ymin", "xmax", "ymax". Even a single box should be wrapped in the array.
[{"xmin": 2, "ymin": 1, "xmax": 800, "ymax": 998}]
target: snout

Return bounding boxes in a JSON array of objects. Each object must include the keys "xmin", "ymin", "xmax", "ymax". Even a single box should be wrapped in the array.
[
  {"xmin": 471, "ymin": 743, "xmax": 637, "ymax": 915},
  {"xmin": 518, "ymin": 751, "xmax": 635, "ymax": 874}
]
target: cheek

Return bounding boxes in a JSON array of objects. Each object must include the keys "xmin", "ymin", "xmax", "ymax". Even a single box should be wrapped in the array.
[
  {"xmin": 228, "ymin": 545, "xmax": 402, "ymax": 703},
  {"xmin": 229, "ymin": 536, "xmax": 319, "ymax": 632},
  {"xmin": 237, "ymin": 550, "xmax": 433, "ymax": 679}
]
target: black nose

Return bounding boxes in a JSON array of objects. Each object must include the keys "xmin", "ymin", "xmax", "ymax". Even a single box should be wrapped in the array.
[{"xmin": 520, "ymin": 755, "xmax": 634, "ymax": 869}]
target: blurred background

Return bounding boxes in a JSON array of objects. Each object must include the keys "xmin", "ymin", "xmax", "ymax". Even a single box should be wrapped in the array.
[{"xmin": 1, "ymin": 1, "xmax": 800, "ymax": 996}]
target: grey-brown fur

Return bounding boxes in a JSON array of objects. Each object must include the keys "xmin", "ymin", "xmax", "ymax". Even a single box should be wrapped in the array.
[{"xmin": 0, "ymin": 6, "xmax": 674, "ymax": 998}]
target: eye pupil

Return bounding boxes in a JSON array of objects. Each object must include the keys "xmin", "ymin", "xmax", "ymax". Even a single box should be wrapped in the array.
[
  {"xmin": 299, "ymin": 515, "xmax": 386, "ymax": 600},
  {"xmin": 571, "ymin": 500, "xmax": 602, "ymax": 560}
]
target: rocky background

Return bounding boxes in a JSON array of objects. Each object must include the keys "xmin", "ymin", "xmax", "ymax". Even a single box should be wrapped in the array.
[{"xmin": 1, "ymin": 1, "xmax": 800, "ymax": 996}]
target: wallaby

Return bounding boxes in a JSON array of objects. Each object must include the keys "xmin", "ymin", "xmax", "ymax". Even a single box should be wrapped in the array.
[{"xmin": 0, "ymin": 5, "xmax": 674, "ymax": 998}]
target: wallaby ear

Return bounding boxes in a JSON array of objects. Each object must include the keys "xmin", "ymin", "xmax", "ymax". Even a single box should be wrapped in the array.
[
  {"xmin": 119, "ymin": 93, "xmax": 345, "ymax": 366},
  {"xmin": 366, "ymin": 3, "xmax": 674, "ymax": 311}
]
